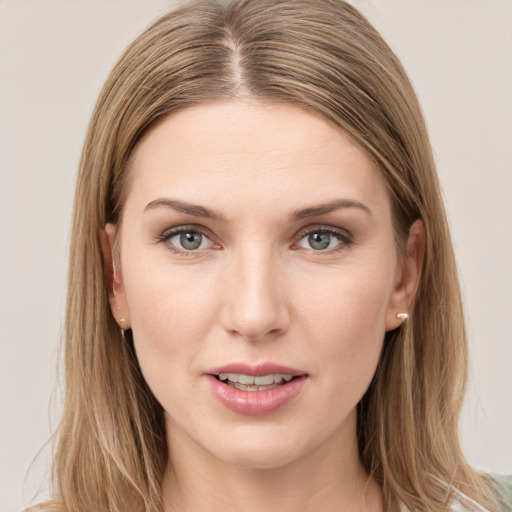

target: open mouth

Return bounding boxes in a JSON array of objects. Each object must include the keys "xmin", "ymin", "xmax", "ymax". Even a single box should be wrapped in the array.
[
  {"xmin": 207, "ymin": 370, "xmax": 308, "ymax": 415},
  {"xmin": 214, "ymin": 372, "xmax": 298, "ymax": 392}
]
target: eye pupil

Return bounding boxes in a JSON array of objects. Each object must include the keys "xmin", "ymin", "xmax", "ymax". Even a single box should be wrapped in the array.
[
  {"xmin": 180, "ymin": 232, "xmax": 202, "ymax": 250},
  {"xmin": 308, "ymin": 232, "xmax": 330, "ymax": 250}
]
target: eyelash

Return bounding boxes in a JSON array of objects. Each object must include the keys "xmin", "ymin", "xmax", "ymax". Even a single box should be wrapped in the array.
[
  {"xmin": 295, "ymin": 226, "xmax": 353, "ymax": 253},
  {"xmin": 156, "ymin": 225, "xmax": 216, "ymax": 257},
  {"xmin": 156, "ymin": 224, "xmax": 354, "ymax": 257}
]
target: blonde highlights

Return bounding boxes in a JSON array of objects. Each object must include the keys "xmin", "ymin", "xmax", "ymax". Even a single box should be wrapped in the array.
[{"xmin": 41, "ymin": 1, "xmax": 497, "ymax": 511}]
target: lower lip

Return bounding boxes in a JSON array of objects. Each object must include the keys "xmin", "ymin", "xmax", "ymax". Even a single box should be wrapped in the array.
[{"xmin": 206, "ymin": 375, "xmax": 307, "ymax": 416}]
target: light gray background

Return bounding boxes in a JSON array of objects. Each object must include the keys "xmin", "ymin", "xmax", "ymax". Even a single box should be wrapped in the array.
[{"xmin": 1, "ymin": 1, "xmax": 511, "ymax": 511}]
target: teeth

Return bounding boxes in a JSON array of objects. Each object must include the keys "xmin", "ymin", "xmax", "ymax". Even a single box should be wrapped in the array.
[
  {"xmin": 218, "ymin": 373, "xmax": 295, "ymax": 385},
  {"xmin": 254, "ymin": 374, "xmax": 274, "ymax": 385},
  {"xmin": 239, "ymin": 374, "xmax": 256, "ymax": 385}
]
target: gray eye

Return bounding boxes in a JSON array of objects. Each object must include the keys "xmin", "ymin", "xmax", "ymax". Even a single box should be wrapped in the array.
[
  {"xmin": 179, "ymin": 231, "xmax": 203, "ymax": 250},
  {"xmin": 308, "ymin": 232, "xmax": 331, "ymax": 250},
  {"xmin": 162, "ymin": 227, "xmax": 215, "ymax": 254}
]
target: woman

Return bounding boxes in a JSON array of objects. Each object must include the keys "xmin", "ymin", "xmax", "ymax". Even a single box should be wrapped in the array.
[{"xmin": 31, "ymin": 0, "xmax": 511, "ymax": 511}]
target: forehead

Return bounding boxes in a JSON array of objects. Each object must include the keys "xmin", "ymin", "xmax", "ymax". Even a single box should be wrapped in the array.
[{"xmin": 125, "ymin": 99, "xmax": 389, "ymax": 217}]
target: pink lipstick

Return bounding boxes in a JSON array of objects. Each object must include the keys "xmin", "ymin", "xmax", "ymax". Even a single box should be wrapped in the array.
[{"xmin": 206, "ymin": 363, "xmax": 308, "ymax": 416}]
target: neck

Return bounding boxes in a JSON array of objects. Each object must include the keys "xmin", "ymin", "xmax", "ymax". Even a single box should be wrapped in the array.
[{"xmin": 161, "ymin": 413, "xmax": 384, "ymax": 512}]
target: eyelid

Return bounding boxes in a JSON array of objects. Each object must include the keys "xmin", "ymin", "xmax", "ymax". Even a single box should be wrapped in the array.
[
  {"xmin": 293, "ymin": 224, "xmax": 354, "ymax": 252},
  {"xmin": 156, "ymin": 224, "xmax": 219, "ymax": 256},
  {"xmin": 158, "ymin": 224, "xmax": 212, "ymax": 241},
  {"xmin": 294, "ymin": 224, "xmax": 353, "ymax": 242}
]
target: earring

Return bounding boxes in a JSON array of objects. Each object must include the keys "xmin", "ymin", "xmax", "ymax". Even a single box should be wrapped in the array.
[
  {"xmin": 396, "ymin": 312, "xmax": 409, "ymax": 320},
  {"xmin": 115, "ymin": 302, "xmax": 128, "ymax": 334},
  {"xmin": 118, "ymin": 313, "xmax": 127, "ymax": 338}
]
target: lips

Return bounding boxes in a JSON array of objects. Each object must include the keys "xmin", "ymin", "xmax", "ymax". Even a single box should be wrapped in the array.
[{"xmin": 206, "ymin": 363, "xmax": 308, "ymax": 416}]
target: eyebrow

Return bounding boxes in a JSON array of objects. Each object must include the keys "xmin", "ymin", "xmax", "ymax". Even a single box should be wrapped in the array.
[
  {"xmin": 144, "ymin": 198, "xmax": 227, "ymax": 222},
  {"xmin": 289, "ymin": 198, "xmax": 372, "ymax": 221},
  {"xmin": 144, "ymin": 197, "xmax": 372, "ymax": 222}
]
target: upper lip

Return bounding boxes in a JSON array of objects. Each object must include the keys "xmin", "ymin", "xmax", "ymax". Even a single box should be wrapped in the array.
[{"xmin": 207, "ymin": 362, "xmax": 307, "ymax": 377}]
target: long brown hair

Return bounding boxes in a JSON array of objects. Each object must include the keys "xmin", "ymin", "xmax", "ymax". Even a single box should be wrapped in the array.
[{"xmin": 38, "ymin": 1, "xmax": 497, "ymax": 510}]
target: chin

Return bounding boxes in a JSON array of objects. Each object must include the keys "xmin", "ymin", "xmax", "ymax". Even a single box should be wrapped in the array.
[
  {"xmin": 201, "ymin": 423, "xmax": 319, "ymax": 470},
  {"xmin": 214, "ymin": 442, "xmax": 304, "ymax": 470}
]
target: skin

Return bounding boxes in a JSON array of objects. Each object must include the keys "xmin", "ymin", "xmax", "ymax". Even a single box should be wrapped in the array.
[{"xmin": 104, "ymin": 99, "xmax": 423, "ymax": 511}]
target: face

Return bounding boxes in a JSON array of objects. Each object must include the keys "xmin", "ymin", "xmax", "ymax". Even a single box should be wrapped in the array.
[{"xmin": 106, "ymin": 100, "xmax": 419, "ymax": 470}]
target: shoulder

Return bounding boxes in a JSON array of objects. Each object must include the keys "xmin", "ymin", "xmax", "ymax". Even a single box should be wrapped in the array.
[{"xmin": 489, "ymin": 474, "xmax": 512, "ymax": 511}]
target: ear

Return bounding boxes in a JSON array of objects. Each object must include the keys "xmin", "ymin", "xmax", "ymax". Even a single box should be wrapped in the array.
[
  {"xmin": 385, "ymin": 219, "xmax": 424, "ymax": 331},
  {"xmin": 100, "ymin": 223, "xmax": 131, "ymax": 329}
]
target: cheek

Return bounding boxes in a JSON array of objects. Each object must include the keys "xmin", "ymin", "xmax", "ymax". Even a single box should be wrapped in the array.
[
  {"xmin": 122, "ymin": 259, "xmax": 219, "ymax": 378},
  {"xmin": 296, "ymin": 262, "xmax": 393, "ymax": 392},
  {"xmin": 300, "ymin": 259, "xmax": 393, "ymax": 335}
]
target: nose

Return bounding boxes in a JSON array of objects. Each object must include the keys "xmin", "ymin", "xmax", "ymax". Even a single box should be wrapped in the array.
[{"xmin": 219, "ymin": 246, "xmax": 290, "ymax": 342}]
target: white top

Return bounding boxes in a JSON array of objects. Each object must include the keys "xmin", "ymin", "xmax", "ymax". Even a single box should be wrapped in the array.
[{"xmin": 399, "ymin": 482, "xmax": 490, "ymax": 512}]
